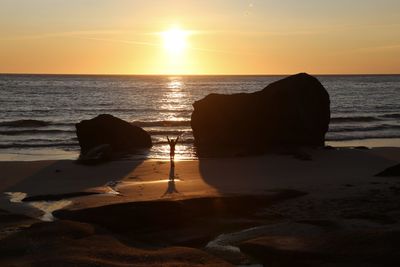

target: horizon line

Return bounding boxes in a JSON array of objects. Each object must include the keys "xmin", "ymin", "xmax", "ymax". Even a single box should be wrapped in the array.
[{"xmin": 1, "ymin": 72, "xmax": 400, "ymax": 77}]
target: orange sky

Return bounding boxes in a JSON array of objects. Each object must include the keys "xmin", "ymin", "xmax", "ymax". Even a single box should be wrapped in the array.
[{"xmin": 1, "ymin": 0, "xmax": 400, "ymax": 75}]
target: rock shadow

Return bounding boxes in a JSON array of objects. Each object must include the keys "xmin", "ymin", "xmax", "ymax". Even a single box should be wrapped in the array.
[{"xmin": 4, "ymin": 158, "xmax": 146, "ymax": 201}]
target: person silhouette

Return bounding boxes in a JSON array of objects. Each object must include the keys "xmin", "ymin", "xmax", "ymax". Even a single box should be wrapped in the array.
[{"xmin": 167, "ymin": 135, "xmax": 180, "ymax": 161}]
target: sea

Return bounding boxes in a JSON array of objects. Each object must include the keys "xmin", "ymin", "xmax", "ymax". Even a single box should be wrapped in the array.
[{"xmin": 1, "ymin": 74, "xmax": 400, "ymax": 161}]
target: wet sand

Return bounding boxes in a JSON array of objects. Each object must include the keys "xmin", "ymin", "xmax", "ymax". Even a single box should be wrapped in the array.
[{"xmin": 0, "ymin": 147, "xmax": 400, "ymax": 266}]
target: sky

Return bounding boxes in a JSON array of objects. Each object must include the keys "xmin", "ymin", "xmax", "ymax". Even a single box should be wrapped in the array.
[{"xmin": 0, "ymin": 0, "xmax": 400, "ymax": 75}]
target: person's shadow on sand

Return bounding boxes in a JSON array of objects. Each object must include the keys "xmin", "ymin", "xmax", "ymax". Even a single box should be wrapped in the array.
[{"xmin": 162, "ymin": 160, "xmax": 179, "ymax": 197}]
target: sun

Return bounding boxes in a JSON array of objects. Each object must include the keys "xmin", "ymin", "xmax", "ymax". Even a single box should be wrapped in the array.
[{"xmin": 162, "ymin": 28, "xmax": 188, "ymax": 55}]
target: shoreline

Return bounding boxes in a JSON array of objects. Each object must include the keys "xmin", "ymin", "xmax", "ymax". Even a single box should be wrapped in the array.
[{"xmin": 1, "ymin": 137, "xmax": 400, "ymax": 162}]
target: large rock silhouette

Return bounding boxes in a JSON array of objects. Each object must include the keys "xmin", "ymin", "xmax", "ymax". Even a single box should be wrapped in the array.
[
  {"xmin": 191, "ymin": 73, "xmax": 330, "ymax": 155},
  {"xmin": 76, "ymin": 114, "xmax": 152, "ymax": 159}
]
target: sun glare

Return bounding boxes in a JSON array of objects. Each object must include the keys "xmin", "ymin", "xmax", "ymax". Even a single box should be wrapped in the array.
[{"xmin": 162, "ymin": 28, "xmax": 188, "ymax": 55}]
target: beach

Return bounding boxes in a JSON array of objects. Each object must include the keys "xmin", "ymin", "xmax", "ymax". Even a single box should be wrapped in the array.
[
  {"xmin": 1, "ymin": 72, "xmax": 400, "ymax": 266},
  {"xmin": 2, "ymin": 0, "xmax": 400, "ymax": 265},
  {"xmin": 1, "ymin": 146, "xmax": 400, "ymax": 266}
]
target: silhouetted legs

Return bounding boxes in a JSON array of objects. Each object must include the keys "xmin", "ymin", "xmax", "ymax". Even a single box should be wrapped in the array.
[{"xmin": 169, "ymin": 160, "xmax": 175, "ymax": 181}]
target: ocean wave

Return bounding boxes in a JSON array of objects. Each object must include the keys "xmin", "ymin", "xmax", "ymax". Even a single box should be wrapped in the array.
[
  {"xmin": 152, "ymin": 139, "xmax": 195, "ymax": 145},
  {"xmin": 330, "ymin": 116, "xmax": 379, "ymax": 123},
  {"xmin": 381, "ymin": 113, "xmax": 400, "ymax": 119},
  {"xmin": 132, "ymin": 120, "xmax": 191, "ymax": 127},
  {"xmin": 326, "ymin": 134, "xmax": 400, "ymax": 141},
  {"xmin": 0, "ymin": 129, "xmax": 75, "ymax": 135},
  {"xmin": 0, "ymin": 119, "xmax": 75, "ymax": 128},
  {"xmin": 0, "ymin": 142, "xmax": 78, "ymax": 149},
  {"xmin": 0, "ymin": 140, "xmax": 196, "ymax": 149},
  {"xmin": 0, "ymin": 138, "xmax": 70, "ymax": 143},
  {"xmin": 329, "ymin": 124, "xmax": 400, "ymax": 133},
  {"xmin": 12, "ymin": 108, "xmax": 193, "ymax": 114},
  {"xmin": 148, "ymin": 130, "xmax": 191, "ymax": 136},
  {"xmin": 0, "ymin": 119, "xmax": 51, "ymax": 127}
]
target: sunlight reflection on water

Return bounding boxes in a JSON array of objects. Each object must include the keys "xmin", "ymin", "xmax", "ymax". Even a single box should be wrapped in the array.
[
  {"xmin": 167, "ymin": 78, "xmax": 183, "ymax": 89},
  {"xmin": 150, "ymin": 77, "xmax": 195, "ymax": 160},
  {"xmin": 161, "ymin": 77, "xmax": 188, "ymax": 120}
]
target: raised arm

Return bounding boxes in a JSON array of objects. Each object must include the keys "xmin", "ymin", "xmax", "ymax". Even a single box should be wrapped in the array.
[{"xmin": 167, "ymin": 136, "xmax": 170, "ymax": 144}]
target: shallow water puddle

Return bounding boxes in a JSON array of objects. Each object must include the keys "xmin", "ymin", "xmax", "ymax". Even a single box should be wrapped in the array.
[
  {"xmin": 4, "ymin": 192, "xmax": 27, "ymax": 203},
  {"xmin": 206, "ymin": 225, "xmax": 270, "ymax": 267},
  {"xmin": 29, "ymin": 200, "xmax": 72, "ymax": 221},
  {"xmin": 3, "ymin": 192, "xmax": 72, "ymax": 222}
]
